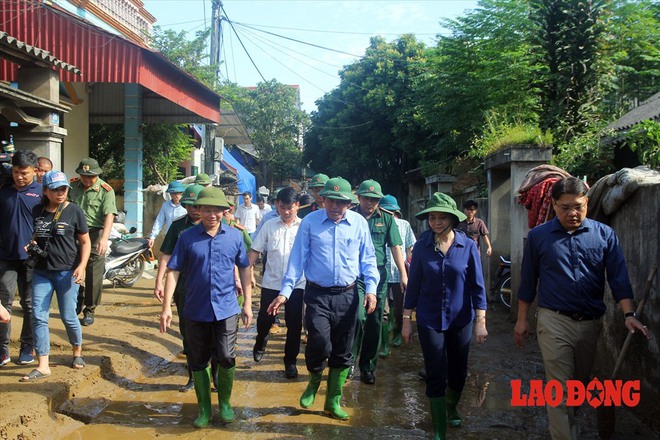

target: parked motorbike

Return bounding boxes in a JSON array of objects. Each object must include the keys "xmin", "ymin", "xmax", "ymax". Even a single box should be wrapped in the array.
[
  {"xmin": 492, "ymin": 255, "xmax": 512, "ymax": 309},
  {"xmin": 105, "ymin": 226, "xmax": 152, "ymax": 288}
]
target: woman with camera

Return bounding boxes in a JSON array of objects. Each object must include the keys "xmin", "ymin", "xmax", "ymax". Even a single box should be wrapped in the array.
[{"xmin": 20, "ymin": 171, "xmax": 91, "ymax": 381}]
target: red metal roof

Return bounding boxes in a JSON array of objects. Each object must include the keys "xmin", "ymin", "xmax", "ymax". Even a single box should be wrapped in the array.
[{"xmin": 0, "ymin": 0, "xmax": 220, "ymax": 123}]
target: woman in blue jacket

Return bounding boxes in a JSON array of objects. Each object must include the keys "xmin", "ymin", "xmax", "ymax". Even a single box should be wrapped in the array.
[{"xmin": 402, "ymin": 192, "xmax": 488, "ymax": 440}]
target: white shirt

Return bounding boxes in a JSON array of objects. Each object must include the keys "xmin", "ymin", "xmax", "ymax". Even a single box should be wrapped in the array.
[
  {"xmin": 250, "ymin": 216, "xmax": 306, "ymax": 290},
  {"xmin": 259, "ymin": 203, "xmax": 272, "ymax": 218},
  {"xmin": 235, "ymin": 203, "xmax": 262, "ymax": 233},
  {"xmin": 150, "ymin": 200, "xmax": 187, "ymax": 239}
]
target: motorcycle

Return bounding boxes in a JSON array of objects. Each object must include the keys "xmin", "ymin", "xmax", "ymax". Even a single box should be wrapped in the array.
[
  {"xmin": 491, "ymin": 255, "xmax": 512, "ymax": 309},
  {"xmin": 104, "ymin": 226, "xmax": 153, "ymax": 288}
]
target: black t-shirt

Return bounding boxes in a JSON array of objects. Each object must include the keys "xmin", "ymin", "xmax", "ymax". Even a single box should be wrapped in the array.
[{"xmin": 32, "ymin": 203, "xmax": 89, "ymax": 271}]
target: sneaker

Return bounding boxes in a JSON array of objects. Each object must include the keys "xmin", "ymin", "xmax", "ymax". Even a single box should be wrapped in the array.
[
  {"xmin": 0, "ymin": 350, "xmax": 10, "ymax": 367},
  {"xmin": 269, "ymin": 324, "xmax": 280, "ymax": 334},
  {"xmin": 18, "ymin": 345, "xmax": 34, "ymax": 365}
]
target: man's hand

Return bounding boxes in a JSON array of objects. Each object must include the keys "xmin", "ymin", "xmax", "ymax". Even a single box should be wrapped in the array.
[
  {"xmin": 0, "ymin": 304, "xmax": 10, "ymax": 323},
  {"xmin": 401, "ymin": 319, "xmax": 413, "ymax": 343},
  {"xmin": 72, "ymin": 266, "xmax": 86, "ymax": 285},
  {"xmin": 399, "ymin": 273, "xmax": 408, "ymax": 294},
  {"xmin": 625, "ymin": 316, "xmax": 652, "ymax": 339},
  {"xmin": 364, "ymin": 293, "xmax": 377, "ymax": 314},
  {"xmin": 241, "ymin": 304, "xmax": 253, "ymax": 330},
  {"xmin": 96, "ymin": 239, "xmax": 109, "ymax": 256},
  {"xmin": 474, "ymin": 318, "xmax": 488, "ymax": 343},
  {"xmin": 160, "ymin": 306, "xmax": 172, "ymax": 333},
  {"xmin": 514, "ymin": 318, "xmax": 530, "ymax": 347},
  {"xmin": 267, "ymin": 295, "xmax": 287, "ymax": 316},
  {"xmin": 153, "ymin": 282, "xmax": 164, "ymax": 303},
  {"xmin": 486, "ymin": 247, "xmax": 492, "ymax": 257},
  {"xmin": 147, "ymin": 238, "xmax": 155, "ymax": 249}
]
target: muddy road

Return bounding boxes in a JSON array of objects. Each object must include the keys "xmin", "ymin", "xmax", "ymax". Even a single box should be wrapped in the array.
[{"xmin": 0, "ymin": 270, "xmax": 656, "ymax": 439}]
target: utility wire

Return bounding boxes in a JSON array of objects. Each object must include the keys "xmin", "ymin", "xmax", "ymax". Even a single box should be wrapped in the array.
[
  {"xmin": 219, "ymin": 8, "xmax": 266, "ymax": 82},
  {"xmin": 231, "ymin": 20, "xmax": 445, "ymax": 37}
]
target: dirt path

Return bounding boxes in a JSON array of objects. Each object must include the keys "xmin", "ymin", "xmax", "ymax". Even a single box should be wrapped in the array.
[{"xmin": 1, "ymin": 273, "xmax": 657, "ymax": 439}]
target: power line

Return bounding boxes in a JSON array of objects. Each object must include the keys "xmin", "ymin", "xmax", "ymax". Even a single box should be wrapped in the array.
[{"xmin": 219, "ymin": 6, "xmax": 266, "ymax": 82}]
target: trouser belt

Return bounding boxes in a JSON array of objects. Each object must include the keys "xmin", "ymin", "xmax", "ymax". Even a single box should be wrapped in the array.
[
  {"xmin": 551, "ymin": 309, "xmax": 601, "ymax": 321},
  {"xmin": 307, "ymin": 281, "xmax": 356, "ymax": 294}
]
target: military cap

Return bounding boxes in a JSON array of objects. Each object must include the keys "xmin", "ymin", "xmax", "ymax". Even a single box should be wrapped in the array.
[
  {"xmin": 194, "ymin": 173, "xmax": 212, "ymax": 185},
  {"xmin": 75, "ymin": 158, "xmax": 103, "ymax": 176},
  {"xmin": 309, "ymin": 173, "xmax": 330, "ymax": 188},
  {"xmin": 355, "ymin": 179, "xmax": 384, "ymax": 199},
  {"xmin": 416, "ymin": 192, "xmax": 467, "ymax": 222},
  {"xmin": 319, "ymin": 177, "xmax": 357, "ymax": 203},
  {"xmin": 181, "ymin": 184, "xmax": 204, "ymax": 205},
  {"xmin": 195, "ymin": 186, "xmax": 230, "ymax": 209}
]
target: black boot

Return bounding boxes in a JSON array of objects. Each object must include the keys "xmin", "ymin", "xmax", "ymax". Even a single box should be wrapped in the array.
[{"xmin": 179, "ymin": 364, "xmax": 194, "ymax": 392}]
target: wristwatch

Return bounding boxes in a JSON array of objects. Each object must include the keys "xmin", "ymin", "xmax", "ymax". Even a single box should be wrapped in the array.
[{"xmin": 624, "ymin": 311, "xmax": 638, "ymax": 319}]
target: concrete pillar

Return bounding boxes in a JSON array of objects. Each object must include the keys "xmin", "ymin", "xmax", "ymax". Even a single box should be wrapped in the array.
[
  {"xmin": 124, "ymin": 84, "xmax": 143, "ymax": 235},
  {"xmin": 12, "ymin": 126, "xmax": 66, "ymax": 167}
]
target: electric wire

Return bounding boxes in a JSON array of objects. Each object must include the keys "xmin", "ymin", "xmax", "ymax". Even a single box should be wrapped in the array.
[{"xmin": 219, "ymin": 4, "xmax": 266, "ymax": 82}]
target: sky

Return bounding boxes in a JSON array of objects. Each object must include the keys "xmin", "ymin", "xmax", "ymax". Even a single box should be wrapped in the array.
[{"xmin": 142, "ymin": 1, "xmax": 479, "ymax": 113}]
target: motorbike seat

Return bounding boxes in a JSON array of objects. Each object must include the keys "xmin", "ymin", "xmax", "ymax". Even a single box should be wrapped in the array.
[{"xmin": 112, "ymin": 238, "xmax": 148, "ymax": 255}]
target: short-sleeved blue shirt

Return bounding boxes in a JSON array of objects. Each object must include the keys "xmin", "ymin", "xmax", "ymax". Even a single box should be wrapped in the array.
[
  {"xmin": 405, "ymin": 229, "xmax": 487, "ymax": 331},
  {"xmin": 167, "ymin": 223, "xmax": 249, "ymax": 322},
  {"xmin": 0, "ymin": 181, "xmax": 43, "ymax": 260}
]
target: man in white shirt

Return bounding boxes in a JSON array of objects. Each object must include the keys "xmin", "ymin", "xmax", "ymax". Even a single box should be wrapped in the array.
[
  {"xmin": 235, "ymin": 192, "xmax": 261, "ymax": 237},
  {"xmin": 257, "ymin": 196, "xmax": 272, "ymax": 218},
  {"xmin": 248, "ymin": 187, "xmax": 304, "ymax": 379}
]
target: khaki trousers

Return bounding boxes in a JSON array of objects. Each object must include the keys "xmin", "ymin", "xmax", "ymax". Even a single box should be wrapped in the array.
[{"xmin": 536, "ymin": 307, "xmax": 602, "ymax": 440}]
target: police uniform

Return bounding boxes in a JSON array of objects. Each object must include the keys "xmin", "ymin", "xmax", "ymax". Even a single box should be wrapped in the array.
[{"xmin": 68, "ymin": 159, "xmax": 117, "ymax": 322}]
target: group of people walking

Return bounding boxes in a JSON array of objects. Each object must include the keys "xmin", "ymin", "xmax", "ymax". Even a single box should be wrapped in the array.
[{"xmin": 1, "ymin": 148, "xmax": 651, "ymax": 440}]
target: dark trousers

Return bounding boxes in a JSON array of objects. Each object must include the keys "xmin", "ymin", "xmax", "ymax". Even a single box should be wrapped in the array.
[
  {"xmin": 173, "ymin": 277, "xmax": 188, "ymax": 354},
  {"xmin": 83, "ymin": 229, "xmax": 106, "ymax": 313},
  {"xmin": 388, "ymin": 282, "xmax": 404, "ymax": 330},
  {"xmin": 185, "ymin": 315, "xmax": 239, "ymax": 371},
  {"xmin": 304, "ymin": 283, "xmax": 359, "ymax": 373},
  {"xmin": 255, "ymin": 287, "xmax": 304, "ymax": 366},
  {"xmin": 352, "ymin": 266, "xmax": 388, "ymax": 372},
  {"xmin": 418, "ymin": 321, "xmax": 474, "ymax": 398},
  {"xmin": 0, "ymin": 259, "xmax": 34, "ymax": 349}
]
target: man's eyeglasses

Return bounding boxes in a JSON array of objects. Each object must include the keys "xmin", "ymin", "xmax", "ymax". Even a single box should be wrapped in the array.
[{"xmin": 555, "ymin": 203, "xmax": 586, "ymax": 214}]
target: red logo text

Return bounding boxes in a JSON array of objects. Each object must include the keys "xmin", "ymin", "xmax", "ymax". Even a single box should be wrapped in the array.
[{"xmin": 510, "ymin": 378, "xmax": 640, "ymax": 408}]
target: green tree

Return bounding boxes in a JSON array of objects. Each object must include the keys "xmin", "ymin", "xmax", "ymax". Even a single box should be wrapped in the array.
[
  {"xmin": 229, "ymin": 80, "xmax": 309, "ymax": 188},
  {"xmin": 417, "ymin": 0, "xmax": 538, "ymax": 166},
  {"xmin": 89, "ymin": 123, "xmax": 195, "ymax": 185},
  {"xmin": 304, "ymin": 35, "xmax": 431, "ymax": 195},
  {"xmin": 150, "ymin": 26, "xmax": 219, "ymax": 89}
]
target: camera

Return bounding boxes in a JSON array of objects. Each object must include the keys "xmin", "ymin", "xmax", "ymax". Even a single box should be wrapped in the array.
[{"xmin": 26, "ymin": 242, "xmax": 48, "ymax": 260}]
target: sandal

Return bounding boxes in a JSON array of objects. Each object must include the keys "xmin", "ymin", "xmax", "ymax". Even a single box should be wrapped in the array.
[
  {"xmin": 72, "ymin": 356, "xmax": 86, "ymax": 369},
  {"xmin": 20, "ymin": 369, "xmax": 51, "ymax": 382}
]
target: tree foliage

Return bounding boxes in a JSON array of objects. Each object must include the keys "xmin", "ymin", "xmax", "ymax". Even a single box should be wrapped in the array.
[
  {"xmin": 304, "ymin": 35, "xmax": 431, "ymax": 195},
  {"xmin": 228, "ymin": 80, "xmax": 309, "ymax": 188},
  {"xmin": 89, "ymin": 123, "xmax": 195, "ymax": 185}
]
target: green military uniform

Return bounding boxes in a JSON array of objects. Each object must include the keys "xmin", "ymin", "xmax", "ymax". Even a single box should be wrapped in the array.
[
  {"xmin": 299, "ymin": 173, "xmax": 329, "ymax": 218},
  {"xmin": 351, "ymin": 180, "xmax": 402, "ymax": 377},
  {"xmin": 68, "ymin": 159, "xmax": 117, "ymax": 321},
  {"xmin": 298, "ymin": 201, "xmax": 320, "ymax": 218}
]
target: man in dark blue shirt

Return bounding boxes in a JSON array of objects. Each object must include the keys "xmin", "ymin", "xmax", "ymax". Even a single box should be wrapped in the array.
[
  {"xmin": 0, "ymin": 150, "xmax": 42, "ymax": 366},
  {"xmin": 160, "ymin": 186, "xmax": 252, "ymax": 428},
  {"xmin": 514, "ymin": 177, "xmax": 649, "ymax": 440}
]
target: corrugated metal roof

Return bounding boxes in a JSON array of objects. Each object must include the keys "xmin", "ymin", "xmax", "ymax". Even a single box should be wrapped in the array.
[
  {"xmin": 0, "ymin": 31, "xmax": 81, "ymax": 75},
  {"xmin": 609, "ymin": 92, "xmax": 660, "ymax": 132},
  {"xmin": 0, "ymin": 0, "xmax": 220, "ymax": 124}
]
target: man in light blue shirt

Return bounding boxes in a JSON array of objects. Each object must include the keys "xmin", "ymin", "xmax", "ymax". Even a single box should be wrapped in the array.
[
  {"xmin": 268, "ymin": 177, "xmax": 379, "ymax": 421},
  {"xmin": 148, "ymin": 181, "xmax": 187, "ymax": 248}
]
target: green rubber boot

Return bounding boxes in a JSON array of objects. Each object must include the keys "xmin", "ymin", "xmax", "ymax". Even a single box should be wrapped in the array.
[
  {"xmin": 378, "ymin": 319, "xmax": 391, "ymax": 358},
  {"xmin": 324, "ymin": 367, "xmax": 350, "ymax": 420},
  {"xmin": 391, "ymin": 319, "xmax": 403, "ymax": 347},
  {"xmin": 446, "ymin": 387, "xmax": 462, "ymax": 427},
  {"xmin": 191, "ymin": 367, "xmax": 212, "ymax": 428},
  {"xmin": 300, "ymin": 370, "xmax": 323, "ymax": 408},
  {"xmin": 217, "ymin": 366, "xmax": 236, "ymax": 423},
  {"xmin": 429, "ymin": 396, "xmax": 448, "ymax": 440}
]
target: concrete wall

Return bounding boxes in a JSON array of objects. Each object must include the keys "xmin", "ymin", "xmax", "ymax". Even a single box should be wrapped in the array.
[{"xmin": 595, "ymin": 184, "xmax": 659, "ymax": 430}]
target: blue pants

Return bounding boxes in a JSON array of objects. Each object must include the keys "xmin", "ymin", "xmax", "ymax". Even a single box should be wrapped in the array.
[
  {"xmin": 304, "ymin": 283, "xmax": 359, "ymax": 373},
  {"xmin": 418, "ymin": 321, "xmax": 473, "ymax": 398},
  {"xmin": 31, "ymin": 270, "xmax": 83, "ymax": 356}
]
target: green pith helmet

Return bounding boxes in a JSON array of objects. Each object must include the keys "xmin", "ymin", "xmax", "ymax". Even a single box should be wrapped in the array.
[
  {"xmin": 309, "ymin": 173, "xmax": 330, "ymax": 188},
  {"xmin": 355, "ymin": 179, "xmax": 384, "ymax": 199},
  {"xmin": 416, "ymin": 192, "xmax": 467, "ymax": 222},
  {"xmin": 75, "ymin": 158, "xmax": 102, "ymax": 176},
  {"xmin": 181, "ymin": 184, "xmax": 204, "ymax": 205},
  {"xmin": 194, "ymin": 173, "xmax": 212, "ymax": 185},
  {"xmin": 319, "ymin": 177, "xmax": 357, "ymax": 203},
  {"xmin": 194, "ymin": 186, "xmax": 230, "ymax": 209}
]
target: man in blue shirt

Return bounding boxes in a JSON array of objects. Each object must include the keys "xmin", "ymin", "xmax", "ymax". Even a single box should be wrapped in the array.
[
  {"xmin": 268, "ymin": 177, "xmax": 379, "ymax": 421},
  {"xmin": 160, "ymin": 186, "xmax": 253, "ymax": 428},
  {"xmin": 514, "ymin": 177, "xmax": 649, "ymax": 440},
  {"xmin": 0, "ymin": 150, "xmax": 42, "ymax": 366}
]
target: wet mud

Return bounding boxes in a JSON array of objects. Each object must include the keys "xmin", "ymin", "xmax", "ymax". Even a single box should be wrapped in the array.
[{"xmin": 1, "ymin": 274, "xmax": 657, "ymax": 440}]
